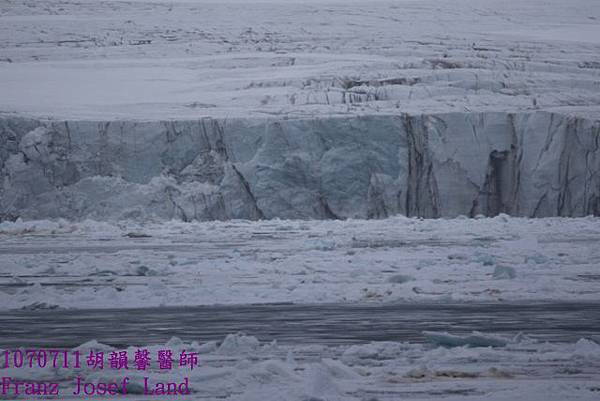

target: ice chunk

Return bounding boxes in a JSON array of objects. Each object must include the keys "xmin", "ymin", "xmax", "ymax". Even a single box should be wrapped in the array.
[
  {"xmin": 166, "ymin": 336, "xmax": 185, "ymax": 350},
  {"xmin": 493, "ymin": 265, "xmax": 517, "ymax": 279},
  {"xmin": 387, "ymin": 274, "xmax": 414, "ymax": 284},
  {"xmin": 302, "ymin": 363, "xmax": 344, "ymax": 401},
  {"xmin": 74, "ymin": 339, "xmax": 115, "ymax": 352},
  {"xmin": 196, "ymin": 341, "xmax": 218, "ymax": 354},
  {"xmin": 526, "ymin": 254, "xmax": 550, "ymax": 265},
  {"xmin": 305, "ymin": 238, "xmax": 336, "ymax": 251},
  {"xmin": 573, "ymin": 338, "xmax": 600, "ymax": 358},
  {"xmin": 218, "ymin": 333, "xmax": 260, "ymax": 355},
  {"xmin": 473, "ymin": 252, "xmax": 496, "ymax": 266},
  {"xmin": 321, "ymin": 358, "xmax": 361, "ymax": 379}
]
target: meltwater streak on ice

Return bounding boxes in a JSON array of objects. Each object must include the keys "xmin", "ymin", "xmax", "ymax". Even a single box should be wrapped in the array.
[{"xmin": 0, "ymin": 303, "xmax": 599, "ymax": 348}]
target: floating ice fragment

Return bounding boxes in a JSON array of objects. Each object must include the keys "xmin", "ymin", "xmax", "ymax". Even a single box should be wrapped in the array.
[
  {"xmin": 493, "ymin": 265, "xmax": 516, "ymax": 279},
  {"xmin": 387, "ymin": 274, "xmax": 414, "ymax": 284},
  {"xmin": 303, "ymin": 364, "xmax": 343, "ymax": 401},
  {"xmin": 448, "ymin": 253, "xmax": 469, "ymax": 261},
  {"xmin": 526, "ymin": 254, "xmax": 549, "ymax": 265},
  {"xmin": 573, "ymin": 338, "xmax": 600, "ymax": 358},
  {"xmin": 74, "ymin": 339, "xmax": 115, "ymax": 352},
  {"xmin": 196, "ymin": 341, "xmax": 218, "ymax": 354},
  {"xmin": 473, "ymin": 252, "xmax": 495, "ymax": 266},
  {"xmin": 321, "ymin": 358, "xmax": 361, "ymax": 379},
  {"xmin": 20, "ymin": 301, "xmax": 60, "ymax": 311},
  {"xmin": 166, "ymin": 336, "xmax": 184, "ymax": 348},
  {"xmin": 494, "ymin": 213, "xmax": 510, "ymax": 222},
  {"xmin": 305, "ymin": 238, "xmax": 336, "ymax": 251},
  {"xmin": 124, "ymin": 232, "xmax": 152, "ymax": 238},
  {"xmin": 135, "ymin": 265, "xmax": 158, "ymax": 276},
  {"xmin": 218, "ymin": 333, "xmax": 260, "ymax": 355}
]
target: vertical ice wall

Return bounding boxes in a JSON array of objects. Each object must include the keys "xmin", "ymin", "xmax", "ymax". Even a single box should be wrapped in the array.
[{"xmin": 0, "ymin": 112, "xmax": 598, "ymax": 221}]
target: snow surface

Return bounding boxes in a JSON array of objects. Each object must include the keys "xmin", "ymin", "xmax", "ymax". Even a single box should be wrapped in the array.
[
  {"xmin": 1, "ymin": 215, "xmax": 599, "ymax": 310},
  {"xmin": 1, "ymin": 0, "xmax": 600, "ymax": 120}
]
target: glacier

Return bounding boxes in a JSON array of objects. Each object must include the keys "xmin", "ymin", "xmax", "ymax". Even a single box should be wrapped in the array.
[
  {"xmin": 1, "ymin": 111, "xmax": 598, "ymax": 222},
  {"xmin": 2, "ymin": 0, "xmax": 600, "ymax": 222}
]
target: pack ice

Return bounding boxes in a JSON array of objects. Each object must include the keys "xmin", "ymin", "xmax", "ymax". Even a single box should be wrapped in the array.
[{"xmin": 1, "ymin": 112, "xmax": 599, "ymax": 221}]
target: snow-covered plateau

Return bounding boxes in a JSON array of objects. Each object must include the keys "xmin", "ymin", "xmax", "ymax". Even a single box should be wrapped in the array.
[{"xmin": 1, "ymin": 0, "xmax": 600, "ymax": 120}]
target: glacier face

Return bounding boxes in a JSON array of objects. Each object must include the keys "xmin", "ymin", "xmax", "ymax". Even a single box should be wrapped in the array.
[{"xmin": 0, "ymin": 112, "xmax": 599, "ymax": 222}]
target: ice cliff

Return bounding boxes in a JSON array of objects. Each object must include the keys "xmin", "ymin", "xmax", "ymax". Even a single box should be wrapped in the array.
[{"xmin": 1, "ymin": 112, "xmax": 599, "ymax": 221}]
